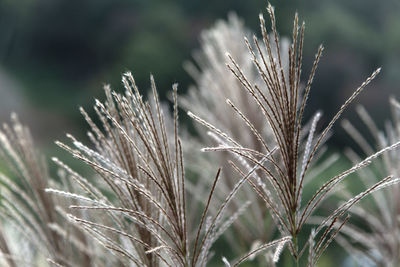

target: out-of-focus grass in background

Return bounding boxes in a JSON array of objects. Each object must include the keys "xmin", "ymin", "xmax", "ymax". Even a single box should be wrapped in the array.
[{"xmin": 1, "ymin": 0, "xmax": 400, "ymax": 147}]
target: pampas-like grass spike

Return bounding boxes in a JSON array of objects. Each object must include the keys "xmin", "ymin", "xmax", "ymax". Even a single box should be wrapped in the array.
[
  {"xmin": 0, "ymin": 3, "xmax": 399, "ymax": 267},
  {"xmin": 0, "ymin": 115, "xmax": 112, "ymax": 267},
  {"xmin": 49, "ymin": 73, "xmax": 288, "ymax": 267},
  {"xmin": 189, "ymin": 3, "xmax": 400, "ymax": 266}
]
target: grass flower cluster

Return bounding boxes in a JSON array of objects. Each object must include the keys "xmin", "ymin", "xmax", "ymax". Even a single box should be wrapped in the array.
[{"xmin": 0, "ymin": 3, "xmax": 399, "ymax": 267}]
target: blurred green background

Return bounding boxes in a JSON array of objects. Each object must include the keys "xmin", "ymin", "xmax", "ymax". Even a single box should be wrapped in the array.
[
  {"xmin": 1, "ymin": 0, "xmax": 399, "ymax": 147},
  {"xmin": 0, "ymin": 0, "xmax": 399, "ymax": 266}
]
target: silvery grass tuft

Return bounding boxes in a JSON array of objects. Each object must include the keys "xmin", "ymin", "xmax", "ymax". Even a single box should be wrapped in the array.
[
  {"xmin": 332, "ymin": 98, "xmax": 400, "ymax": 266},
  {"xmin": 0, "ymin": 3, "xmax": 399, "ymax": 267},
  {"xmin": 188, "ymin": 3, "xmax": 400, "ymax": 266},
  {"xmin": 46, "ymin": 74, "xmax": 289, "ymax": 267},
  {"xmin": 0, "ymin": 114, "xmax": 115, "ymax": 266},
  {"xmin": 181, "ymin": 12, "xmax": 341, "ymax": 265}
]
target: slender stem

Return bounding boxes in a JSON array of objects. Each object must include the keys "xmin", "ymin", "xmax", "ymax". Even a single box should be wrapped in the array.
[
  {"xmin": 291, "ymin": 209, "xmax": 299, "ymax": 267},
  {"xmin": 293, "ymin": 235, "xmax": 299, "ymax": 267}
]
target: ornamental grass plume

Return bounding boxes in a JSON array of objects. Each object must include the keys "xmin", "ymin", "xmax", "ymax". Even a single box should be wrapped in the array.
[
  {"xmin": 0, "ymin": 3, "xmax": 399, "ymax": 267},
  {"xmin": 0, "ymin": 114, "xmax": 114, "ymax": 267},
  {"xmin": 47, "ymin": 74, "xmax": 289, "ymax": 267},
  {"xmin": 331, "ymin": 98, "xmax": 400, "ymax": 266},
  {"xmin": 188, "ymin": 3, "xmax": 400, "ymax": 266},
  {"xmin": 181, "ymin": 12, "xmax": 343, "ymax": 266}
]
